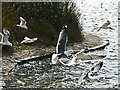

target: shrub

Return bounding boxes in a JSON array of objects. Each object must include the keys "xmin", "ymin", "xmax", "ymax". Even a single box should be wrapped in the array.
[{"xmin": 2, "ymin": 1, "xmax": 83, "ymax": 55}]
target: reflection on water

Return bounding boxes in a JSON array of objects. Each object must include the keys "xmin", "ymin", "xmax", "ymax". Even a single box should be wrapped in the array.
[{"xmin": 9, "ymin": 0, "xmax": 118, "ymax": 88}]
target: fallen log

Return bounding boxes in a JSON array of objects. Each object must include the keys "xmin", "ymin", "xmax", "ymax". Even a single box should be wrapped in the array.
[{"xmin": 84, "ymin": 40, "xmax": 109, "ymax": 53}]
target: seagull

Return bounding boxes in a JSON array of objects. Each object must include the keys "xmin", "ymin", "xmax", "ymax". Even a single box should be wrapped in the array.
[
  {"xmin": 52, "ymin": 25, "xmax": 106, "ymax": 66},
  {"xmin": 78, "ymin": 62, "xmax": 103, "ymax": 85},
  {"xmin": 97, "ymin": 20, "xmax": 113, "ymax": 31},
  {"xmin": 52, "ymin": 25, "xmax": 83, "ymax": 65},
  {"xmin": 21, "ymin": 37, "xmax": 38, "ymax": 44},
  {"xmin": 59, "ymin": 50, "xmax": 105, "ymax": 66},
  {"xmin": 16, "ymin": 17, "xmax": 28, "ymax": 30},
  {"xmin": 0, "ymin": 28, "xmax": 12, "ymax": 46},
  {"xmin": 74, "ymin": 49, "xmax": 106, "ymax": 61},
  {"xmin": 52, "ymin": 25, "xmax": 70, "ymax": 64}
]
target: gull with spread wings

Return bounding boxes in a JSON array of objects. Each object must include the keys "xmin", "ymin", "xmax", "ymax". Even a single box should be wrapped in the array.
[
  {"xmin": 16, "ymin": 17, "xmax": 28, "ymax": 30},
  {"xmin": 52, "ymin": 25, "xmax": 70, "ymax": 64},
  {"xmin": 0, "ymin": 27, "xmax": 12, "ymax": 46},
  {"xmin": 52, "ymin": 25, "xmax": 106, "ymax": 66},
  {"xmin": 21, "ymin": 37, "xmax": 38, "ymax": 44},
  {"xmin": 78, "ymin": 62, "xmax": 103, "ymax": 85},
  {"xmin": 97, "ymin": 20, "xmax": 113, "ymax": 31}
]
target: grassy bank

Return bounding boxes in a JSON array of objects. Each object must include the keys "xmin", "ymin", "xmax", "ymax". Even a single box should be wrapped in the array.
[{"xmin": 2, "ymin": 1, "xmax": 83, "ymax": 55}]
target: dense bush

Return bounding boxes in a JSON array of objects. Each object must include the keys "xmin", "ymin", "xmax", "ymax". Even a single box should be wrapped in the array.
[{"xmin": 2, "ymin": 1, "xmax": 83, "ymax": 54}]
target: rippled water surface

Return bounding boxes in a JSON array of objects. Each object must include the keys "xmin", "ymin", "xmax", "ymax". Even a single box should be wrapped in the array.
[{"xmin": 9, "ymin": 0, "xmax": 119, "ymax": 88}]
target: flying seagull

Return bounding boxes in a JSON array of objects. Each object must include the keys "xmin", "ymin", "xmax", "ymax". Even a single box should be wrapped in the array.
[
  {"xmin": 59, "ymin": 49, "xmax": 105, "ymax": 66},
  {"xmin": 16, "ymin": 17, "xmax": 28, "ymax": 30},
  {"xmin": 52, "ymin": 25, "xmax": 106, "ymax": 66},
  {"xmin": 21, "ymin": 37, "xmax": 38, "ymax": 44},
  {"xmin": 0, "ymin": 27, "xmax": 12, "ymax": 46},
  {"xmin": 78, "ymin": 62, "xmax": 103, "ymax": 85},
  {"xmin": 97, "ymin": 20, "xmax": 113, "ymax": 31},
  {"xmin": 52, "ymin": 25, "xmax": 83, "ymax": 65},
  {"xmin": 74, "ymin": 49, "xmax": 106, "ymax": 61},
  {"xmin": 52, "ymin": 25, "xmax": 70, "ymax": 64}
]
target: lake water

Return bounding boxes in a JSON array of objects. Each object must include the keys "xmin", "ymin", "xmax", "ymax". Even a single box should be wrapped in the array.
[{"xmin": 9, "ymin": 0, "xmax": 119, "ymax": 88}]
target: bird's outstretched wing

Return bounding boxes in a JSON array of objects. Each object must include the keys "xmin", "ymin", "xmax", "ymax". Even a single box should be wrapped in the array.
[
  {"xmin": 33, "ymin": 37, "xmax": 38, "ymax": 41},
  {"xmin": 20, "ymin": 17, "xmax": 27, "ymax": 25},
  {"xmin": 101, "ymin": 20, "xmax": 110, "ymax": 27},
  {"xmin": 75, "ymin": 49, "xmax": 91, "ymax": 60},
  {"xmin": 88, "ymin": 62, "xmax": 103, "ymax": 76},
  {"xmin": 56, "ymin": 25, "xmax": 68, "ymax": 54},
  {"xmin": 24, "ymin": 37, "xmax": 30, "ymax": 40},
  {"xmin": 78, "ymin": 62, "xmax": 103, "ymax": 84},
  {"xmin": 97, "ymin": 20, "xmax": 110, "ymax": 31}
]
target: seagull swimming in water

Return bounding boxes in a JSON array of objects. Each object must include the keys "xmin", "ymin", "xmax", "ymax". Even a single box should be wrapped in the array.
[
  {"xmin": 16, "ymin": 17, "xmax": 28, "ymax": 30},
  {"xmin": 21, "ymin": 37, "xmax": 38, "ymax": 44},
  {"xmin": 97, "ymin": 20, "xmax": 113, "ymax": 31},
  {"xmin": 0, "ymin": 27, "xmax": 12, "ymax": 46},
  {"xmin": 78, "ymin": 62, "xmax": 103, "ymax": 85}
]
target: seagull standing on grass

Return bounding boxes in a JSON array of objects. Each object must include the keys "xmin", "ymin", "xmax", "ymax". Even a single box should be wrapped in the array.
[
  {"xmin": 0, "ymin": 27, "xmax": 12, "ymax": 46},
  {"xmin": 97, "ymin": 20, "xmax": 113, "ymax": 31},
  {"xmin": 21, "ymin": 37, "xmax": 38, "ymax": 44},
  {"xmin": 78, "ymin": 62, "xmax": 103, "ymax": 85},
  {"xmin": 16, "ymin": 17, "xmax": 28, "ymax": 30}
]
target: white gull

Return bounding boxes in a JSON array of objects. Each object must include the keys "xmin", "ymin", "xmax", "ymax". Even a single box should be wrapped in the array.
[
  {"xmin": 52, "ymin": 25, "xmax": 106, "ymax": 66},
  {"xmin": 16, "ymin": 17, "xmax": 28, "ymax": 30},
  {"xmin": 0, "ymin": 27, "xmax": 12, "ymax": 46},
  {"xmin": 78, "ymin": 62, "xmax": 103, "ymax": 85},
  {"xmin": 97, "ymin": 20, "xmax": 113, "ymax": 31},
  {"xmin": 21, "ymin": 37, "xmax": 38, "ymax": 44}
]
